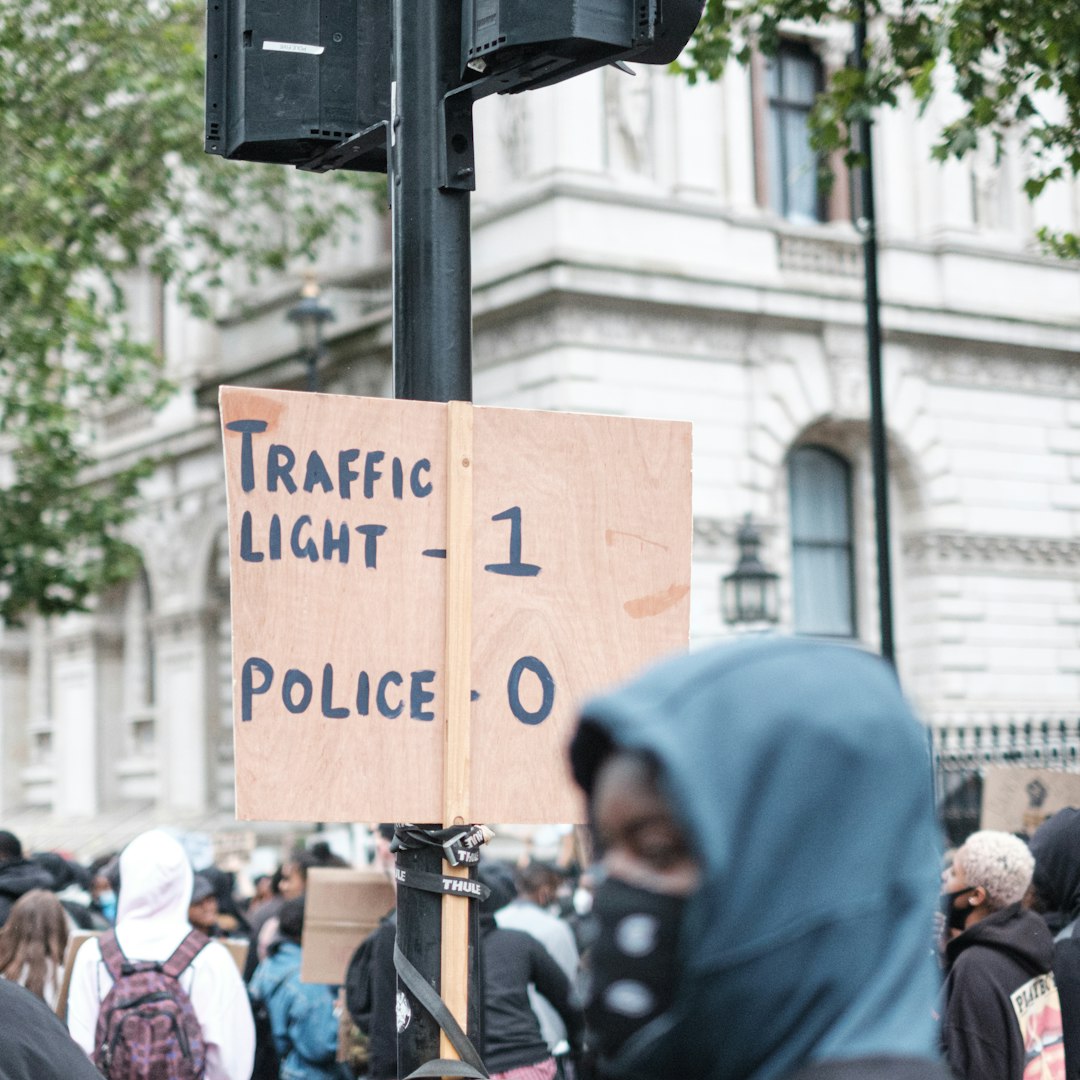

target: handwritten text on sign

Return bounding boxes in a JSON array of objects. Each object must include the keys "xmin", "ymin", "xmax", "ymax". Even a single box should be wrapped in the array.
[{"xmin": 221, "ymin": 388, "xmax": 692, "ymax": 824}]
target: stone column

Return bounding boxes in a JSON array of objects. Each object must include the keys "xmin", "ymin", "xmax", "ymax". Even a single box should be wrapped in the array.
[
  {"xmin": 152, "ymin": 608, "xmax": 218, "ymax": 815},
  {"xmin": 0, "ymin": 630, "xmax": 29, "ymax": 814},
  {"xmin": 52, "ymin": 621, "xmax": 124, "ymax": 819}
]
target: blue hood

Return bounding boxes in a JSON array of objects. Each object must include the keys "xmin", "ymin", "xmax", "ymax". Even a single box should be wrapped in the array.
[{"xmin": 571, "ymin": 637, "xmax": 942, "ymax": 1080}]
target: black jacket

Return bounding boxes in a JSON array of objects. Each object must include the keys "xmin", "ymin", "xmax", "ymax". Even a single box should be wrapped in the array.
[
  {"xmin": 0, "ymin": 978, "xmax": 104, "ymax": 1080},
  {"xmin": 0, "ymin": 858, "xmax": 54, "ymax": 927},
  {"xmin": 480, "ymin": 922, "xmax": 583, "ymax": 1074},
  {"xmin": 1030, "ymin": 808, "xmax": 1080, "ymax": 1080},
  {"xmin": 941, "ymin": 903, "xmax": 1061, "ymax": 1080},
  {"xmin": 363, "ymin": 914, "xmax": 399, "ymax": 1080}
]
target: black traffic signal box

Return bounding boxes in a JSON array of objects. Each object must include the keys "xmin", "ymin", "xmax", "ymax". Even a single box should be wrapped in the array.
[
  {"xmin": 205, "ymin": 0, "xmax": 391, "ymax": 172},
  {"xmin": 461, "ymin": 0, "xmax": 704, "ymax": 93},
  {"xmin": 205, "ymin": 0, "xmax": 704, "ymax": 172}
]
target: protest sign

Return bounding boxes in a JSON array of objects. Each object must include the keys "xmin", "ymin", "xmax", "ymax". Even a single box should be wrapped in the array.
[
  {"xmin": 981, "ymin": 766, "xmax": 1080, "ymax": 835},
  {"xmin": 221, "ymin": 387, "xmax": 692, "ymax": 824},
  {"xmin": 301, "ymin": 868, "xmax": 396, "ymax": 985}
]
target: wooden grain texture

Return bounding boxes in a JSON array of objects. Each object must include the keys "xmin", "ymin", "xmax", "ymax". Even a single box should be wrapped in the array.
[
  {"xmin": 443, "ymin": 401, "xmax": 474, "ymax": 827},
  {"xmin": 221, "ymin": 387, "xmax": 447, "ymax": 823},
  {"xmin": 300, "ymin": 868, "xmax": 396, "ymax": 985},
  {"xmin": 468, "ymin": 405, "xmax": 693, "ymax": 823},
  {"xmin": 221, "ymin": 388, "xmax": 692, "ymax": 825},
  {"xmin": 441, "ymin": 402, "xmax": 473, "ymax": 1064}
]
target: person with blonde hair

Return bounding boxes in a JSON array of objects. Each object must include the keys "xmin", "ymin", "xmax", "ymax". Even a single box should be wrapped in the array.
[
  {"xmin": 0, "ymin": 888, "xmax": 68, "ymax": 1008},
  {"xmin": 941, "ymin": 829, "xmax": 1065, "ymax": 1079}
]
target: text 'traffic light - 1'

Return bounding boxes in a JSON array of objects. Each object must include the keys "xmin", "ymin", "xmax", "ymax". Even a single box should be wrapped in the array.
[{"xmin": 204, "ymin": 0, "xmax": 391, "ymax": 173}]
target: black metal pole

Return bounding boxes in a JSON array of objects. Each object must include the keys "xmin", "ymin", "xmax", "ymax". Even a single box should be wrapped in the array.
[
  {"xmin": 390, "ymin": 3, "xmax": 478, "ymax": 1077},
  {"xmin": 394, "ymin": 835, "xmax": 446, "ymax": 1077},
  {"xmin": 392, "ymin": 0, "xmax": 472, "ymax": 403},
  {"xmin": 855, "ymin": 7, "xmax": 895, "ymax": 667}
]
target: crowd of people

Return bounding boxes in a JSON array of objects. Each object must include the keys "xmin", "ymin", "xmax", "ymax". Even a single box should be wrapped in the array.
[{"xmin": 0, "ymin": 637, "xmax": 1079, "ymax": 1080}]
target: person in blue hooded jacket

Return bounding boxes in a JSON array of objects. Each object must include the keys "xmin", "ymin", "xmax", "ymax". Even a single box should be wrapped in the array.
[
  {"xmin": 250, "ymin": 896, "xmax": 340, "ymax": 1080},
  {"xmin": 569, "ymin": 636, "xmax": 953, "ymax": 1080}
]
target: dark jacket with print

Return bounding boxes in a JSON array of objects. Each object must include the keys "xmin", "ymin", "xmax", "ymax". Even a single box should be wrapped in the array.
[
  {"xmin": 1030, "ymin": 808, "xmax": 1080, "ymax": 1080},
  {"xmin": 941, "ymin": 902, "xmax": 1057, "ymax": 1080}
]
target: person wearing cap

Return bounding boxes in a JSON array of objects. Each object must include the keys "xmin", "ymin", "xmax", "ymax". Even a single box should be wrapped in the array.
[
  {"xmin": 569, "ymin": 637, "xmax": 953, "ymax": 1080},
  {"xmin": 189, "ymin": 874, "xmax": 224, "ymax": 938}
]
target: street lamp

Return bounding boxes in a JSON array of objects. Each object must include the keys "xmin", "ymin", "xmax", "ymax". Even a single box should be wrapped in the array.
[
  {"xmin": 286, "ymin": 275, "xmax": 335, "ymax": 392},
  {"xmin": 722, "ymin": 514, "xmax": 780, "ymax": 626}
]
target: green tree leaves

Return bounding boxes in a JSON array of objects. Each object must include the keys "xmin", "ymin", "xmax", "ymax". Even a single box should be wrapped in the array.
[
  {"xmin": 682, "ymin": 0, "xmax": 1080, "ymax": 252},
  {"xmin": 0, "ymin": 0, "xmax": 369, "ymax": 624}
]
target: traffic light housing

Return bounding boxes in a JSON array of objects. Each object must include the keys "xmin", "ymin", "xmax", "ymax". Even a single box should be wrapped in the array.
[
  {"xmin": 205, "ymin": 0, "xmax": 391, "ymax": 172},
  {"xmin": 204, "ymin": 0, "xmax": 704, "ymax": 173},
  {"xmin": 460, "ymin": 0, "xmax": 705, "ymax": 94}
]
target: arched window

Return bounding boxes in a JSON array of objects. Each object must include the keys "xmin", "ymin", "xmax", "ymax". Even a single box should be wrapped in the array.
[{"xmin": 788, "ymin": 445, "xmax": 856, "ymax": 637}]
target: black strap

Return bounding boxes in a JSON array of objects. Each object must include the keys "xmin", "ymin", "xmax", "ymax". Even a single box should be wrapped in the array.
[
  {"xmin": 394, "ymin": 942, "xmax": 488, "ymax": 1079},
  {"xmin": 394, "ymin": 865, "xmax": 491, "ymax": 902},
  {"xmin": 392, "ymin": 824, "xmax": 488, "ymax": 866}
]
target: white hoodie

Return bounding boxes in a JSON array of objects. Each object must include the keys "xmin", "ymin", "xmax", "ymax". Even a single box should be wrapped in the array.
[{"xmin": 67, "ymin": 830, "xmax": 255, "ymax": 1080}]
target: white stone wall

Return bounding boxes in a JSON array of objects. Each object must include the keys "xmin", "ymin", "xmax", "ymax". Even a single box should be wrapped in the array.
[{"xmin": 3, "ymin": 62, "xmax": 1079, "ymax": 842}]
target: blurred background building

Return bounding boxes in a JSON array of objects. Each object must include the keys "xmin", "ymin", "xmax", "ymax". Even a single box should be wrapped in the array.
[{"xmin": 2, "ymin": 49, "xmax": 1078, "ymax": 855}]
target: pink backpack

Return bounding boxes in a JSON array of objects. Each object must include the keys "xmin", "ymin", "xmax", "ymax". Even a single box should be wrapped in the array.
[{"xmin": 93, "ymin": 929, "xmax": 209, "ymax": 1080}]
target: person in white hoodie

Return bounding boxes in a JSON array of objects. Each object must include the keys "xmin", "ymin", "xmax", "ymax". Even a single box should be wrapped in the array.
[{"xmin": 67, "ymin": 829, "xmax": 255, "ymax": 1080}]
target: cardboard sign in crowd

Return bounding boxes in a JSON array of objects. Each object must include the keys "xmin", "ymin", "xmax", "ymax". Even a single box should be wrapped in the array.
[{"xmin": 221, "ymin": 388, "xmax": 692, "ymax": 825}]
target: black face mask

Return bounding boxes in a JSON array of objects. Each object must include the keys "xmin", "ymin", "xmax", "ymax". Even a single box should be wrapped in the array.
[
  {"xmin": 941, "ymin": 886, "xmax": 976, "ymax": 933},
  {"xmin": 583, "ymin": 876, "xmax": 687, "ymax": 1068}
]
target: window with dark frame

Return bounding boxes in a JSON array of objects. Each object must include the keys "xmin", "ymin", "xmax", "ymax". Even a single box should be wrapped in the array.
[
  {"xmin": 788, "ymin": 445, "xmax": 856, "ymax": 638},
  {"xmin": 763, "ymin": 42, "xmax": 827, "ymax": 224}
]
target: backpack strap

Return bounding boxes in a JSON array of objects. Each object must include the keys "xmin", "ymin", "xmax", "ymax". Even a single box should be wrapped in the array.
[
  {"xmin": 161, "ymin": 929, "xmax": 210, "ymax": 979},
  {"xmin": 98, "ymin": 930, "xmax": 127, "ymax": 982}
]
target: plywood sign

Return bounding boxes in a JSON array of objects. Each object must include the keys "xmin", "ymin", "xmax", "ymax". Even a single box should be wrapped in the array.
[
  {"xmin": 301, "ymin": 868, "xmax": 396, "ymax": 985},
  {"xmin": 221, "ymin": 387, "xmax": 692, "ymax": 824},
  {"xmin": 981, "ymin": 766, "xmax": 1080, "ymax": 836}
]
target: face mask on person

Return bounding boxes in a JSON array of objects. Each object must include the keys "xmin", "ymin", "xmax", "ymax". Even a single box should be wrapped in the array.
[
  {"xmin": 584, "ymin": 875, "xmax": 688, "ymax": 1070},
  {"xmin": 97, "ymin": 890, "xmax": 117, "ymax": 924},
  {"xmin": 941, "ymin": 887, "xmax": 976, "ymax": 933}
]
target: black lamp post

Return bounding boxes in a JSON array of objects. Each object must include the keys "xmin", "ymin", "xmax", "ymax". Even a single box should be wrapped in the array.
[
  {"xmin": 722, "ymin": 514, "xmax": 780, "ymax": 626},
  {"xmin": 286, "ymin": 275, "xmax": 335, "ymax": 392}
]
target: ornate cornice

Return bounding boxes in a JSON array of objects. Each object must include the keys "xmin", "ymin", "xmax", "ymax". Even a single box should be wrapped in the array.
[
  {"xmin": 473, "ymin": 300, "xmax": 751, "ymax": 371},
  {"xmin": 917, "ymin": 350, "xmax": 1080, "ymax": 396},
  {"xmin": 903, "ymin": 531, "xmax": 1080, "ymax": 574}
]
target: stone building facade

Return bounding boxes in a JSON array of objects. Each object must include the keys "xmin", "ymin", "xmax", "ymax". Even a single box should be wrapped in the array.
[{"xmin": 2, "ymin": 53, "xmax": 1079, "ymax": 852}]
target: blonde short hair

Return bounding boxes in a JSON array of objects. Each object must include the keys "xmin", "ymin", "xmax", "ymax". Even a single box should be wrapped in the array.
[{"xmin": 956, "ymin": 830, "xmax": 1034, "ymax": 910}]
